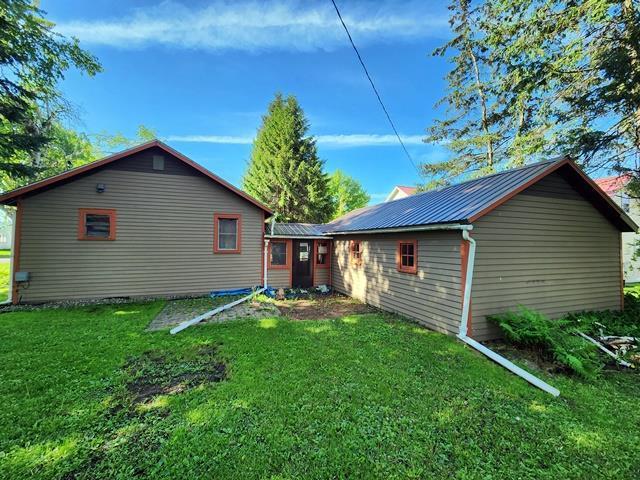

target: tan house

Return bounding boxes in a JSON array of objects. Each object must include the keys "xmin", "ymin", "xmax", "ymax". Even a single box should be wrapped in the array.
[
  {"xmin": 594, "ymin": 174, "xmax": 640, "ymax": 283},
  {"xmin": 1, "ymin": 144, "xmax": 635, "ymax": 342}
]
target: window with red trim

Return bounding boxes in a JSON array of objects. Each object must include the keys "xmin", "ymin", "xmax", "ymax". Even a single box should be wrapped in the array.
[
  {"xmin": 397, "ymin": 240, "xmax": 417, "ymax": 274},
  {"xmin": 269, "ymin": 240, "xmax": 288, "ymax": 269},
  {"xmin": 350, "ymin": 240, "xmax": 362, "ymax": 266},
  {"xmin": 78, "ymin": 209, "xmax": 116, "ymax": 240},
  {"xmin": 214, "ymin": 213, "xmax": 241, "ymax": 253},
  {"xmin": 315, "ymin": 240, "xmax": 329, "ymax": 268}
]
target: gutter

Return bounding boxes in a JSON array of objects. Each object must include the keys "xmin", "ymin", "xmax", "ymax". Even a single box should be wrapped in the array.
[
  {"xmin": 329, "ymin": 223, "xmax": 470, "ymax": 236},
  {"xmin": 457, "ymin": 228, "xmax": 560, "ymax": 397},
  {"xmin": 266, "ymin": 235, "xmax": 331, "ymax": 240}
]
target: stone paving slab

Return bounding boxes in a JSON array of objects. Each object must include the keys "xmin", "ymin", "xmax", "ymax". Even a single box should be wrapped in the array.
[{"xmin": 147, "ymin": 297, "xmax": 280, "ymax": 331}]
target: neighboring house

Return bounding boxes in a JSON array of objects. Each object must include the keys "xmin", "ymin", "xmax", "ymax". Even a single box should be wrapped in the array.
[
  {"xmin": 1, "ymin": 144, "xmax": 634, "ymax": 342},
  {"xmin": 0, "ymin": 209, "xmax": 12, "ymax": 249},
  {"xmin": 594, "ymin": 174, "xmax": 640, "ymax": 283},
  {"xmin": 385, "ymin": 185, "xmax": 416, "ymax": 202}
]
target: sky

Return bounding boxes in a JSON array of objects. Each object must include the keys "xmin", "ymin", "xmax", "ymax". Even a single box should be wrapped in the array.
[{"xmin": 43, "ymin": 0, "xmax": 453, "ymax": 204}]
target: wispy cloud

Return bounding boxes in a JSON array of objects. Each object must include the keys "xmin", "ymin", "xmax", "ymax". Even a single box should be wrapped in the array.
[
  {"xmin": 55, "ymin": 1, "xmax": 449, "ymax": 52},
  {"xmin": 164, "ymin": 133, "xmax": 425, "ymax": 147}
]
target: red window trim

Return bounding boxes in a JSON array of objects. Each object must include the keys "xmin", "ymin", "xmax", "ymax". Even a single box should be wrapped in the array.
[
  {"xmin": 268, "ymin": 239, "xmax": 291, "ymax": 270},
  {"xmin": 314, "ymin": 240, "xmax": 330, "ymax": 269},
  {"xmin": 397, "ymin": 240, "xmax": 418, "ymax": 274},
  {"xmin": 214, "ymin": 213, "xmax": 242, "ymax": 254},
  {"xmin": 350, "ymin": 240, "xmax": 363, "ymax": 266},
  {"xmin": 78, "ymin": 208, "xmax": 117, "ymax": 241}
]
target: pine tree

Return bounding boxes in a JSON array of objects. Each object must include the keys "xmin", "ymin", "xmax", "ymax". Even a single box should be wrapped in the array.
[{"xmin": 243, "ymin": 94, "xmax": 333, "ymax": 223}]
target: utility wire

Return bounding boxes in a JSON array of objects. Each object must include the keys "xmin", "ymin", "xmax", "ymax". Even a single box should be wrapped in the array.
[{"xmin": 329, "ymin": 0, "xmax": 421, "ymax": 176}]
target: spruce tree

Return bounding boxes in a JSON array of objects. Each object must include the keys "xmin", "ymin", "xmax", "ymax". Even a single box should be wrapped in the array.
[{"xmin": 243, "ymin": 93, "xmax": 333, "ymax": 223}]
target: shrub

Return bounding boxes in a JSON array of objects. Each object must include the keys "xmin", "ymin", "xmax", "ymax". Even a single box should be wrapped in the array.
[{"xmin": 488, "ymin": 306, "xmax": 601, "ymax": 379}]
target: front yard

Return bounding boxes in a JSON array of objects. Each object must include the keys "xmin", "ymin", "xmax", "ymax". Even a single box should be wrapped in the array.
[{"xmin": 0, "ymin": 301, "xmax": 638, "ymax": 479}]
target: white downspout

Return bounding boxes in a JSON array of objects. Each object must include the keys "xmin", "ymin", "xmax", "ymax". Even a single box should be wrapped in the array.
[
  {"xmin": 263, "ymin": 238, "xmax": 269, "ymax": 288},
  {"xmin": 457, "ymin": 228, "xmax": 560, "ymax": 397}
]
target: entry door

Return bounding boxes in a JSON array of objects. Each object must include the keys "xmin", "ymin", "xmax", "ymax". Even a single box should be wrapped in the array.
[{"xmin": 292, "ymin": 240, "xmax": 313, "ymax": 288}]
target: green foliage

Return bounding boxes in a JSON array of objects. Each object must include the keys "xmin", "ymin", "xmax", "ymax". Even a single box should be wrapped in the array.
[
  {"xmin": 0, "ymin": 0, "xmax": 101, "ymax": 182},
  {"xmin": 427, "ymin": 0, "xmax": 640, "ymax": 187},
  {"xmin": 565, "ymin": 289, "xmax": 640, "ymax": 339},
  {"xmin": 327, "ymin": 169, "xmax": 370, "ymax": 219},
  {"xmin": 243, "ymin": 93, "xmax": 333, "ymax": 223},
  {"xmin": 92, "ymin": 125, "xmax": 158, "ymax": 154},
  {"xmin": 489, "ymin": 306, "xmax": 601, "ymax": 379}
]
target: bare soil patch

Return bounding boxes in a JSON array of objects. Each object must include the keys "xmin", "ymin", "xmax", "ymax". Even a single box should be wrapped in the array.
[
  {"xmin": 274, "ymin": 293, "xmax": 376, "ymax": 320},
  {"xmin": 122, "ymin": 346, "xmax": 226, "ymax": 404}
]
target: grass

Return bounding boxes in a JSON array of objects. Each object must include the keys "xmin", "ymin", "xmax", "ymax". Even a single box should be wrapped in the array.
[
  {"xmin": 0, "ymin": 303, "xmax": 638, "ymax": 479},
  {"xmin": 0, "ymin": 249, "xmax": 10, "ymax": 258},
  {"xmin": 0, "ymin": 263, "xmax": 8, "ymax": 302}
]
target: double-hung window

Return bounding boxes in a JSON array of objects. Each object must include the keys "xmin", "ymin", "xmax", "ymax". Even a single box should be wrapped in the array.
[
  {"xmin": 269, "ymin": 241, "xmax": 288, "ymax": 268},
  {"xmin": 214, "ymin": 213, "xmax": 241, "ymax": 253}
]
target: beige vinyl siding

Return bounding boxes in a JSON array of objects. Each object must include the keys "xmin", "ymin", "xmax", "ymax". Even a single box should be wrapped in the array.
[
  {"xmin": 268, "ymin": 269, "xmax": 291, "ymax": 289},
  {"xmin": 331, "ymin": 232, "xmax": 462, "ymax": 334},
  {"xmin": 470, "ymin": 172, "xmax": 622, "ymax": 340},
  {"xmin": 314, "ymin": 265, "xmax": 330, "ymax": 286},
  {"xmin": 17, "ymin": 155, "xmax": 264, "ymax": 302}
]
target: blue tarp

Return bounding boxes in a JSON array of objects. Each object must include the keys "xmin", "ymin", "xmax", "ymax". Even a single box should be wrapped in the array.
[{"xmin": 210, "ymin": 288, "xmax": 253, "ymax": 298}]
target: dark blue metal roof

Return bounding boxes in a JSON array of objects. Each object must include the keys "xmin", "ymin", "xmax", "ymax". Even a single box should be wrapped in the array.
[
  {"xmin": 270, "ymin": 223, "xmax": 327, "ymax": 237},
  {"xmin": 325, "ymin": 159, "xmax": 562, "ymax": 233}
]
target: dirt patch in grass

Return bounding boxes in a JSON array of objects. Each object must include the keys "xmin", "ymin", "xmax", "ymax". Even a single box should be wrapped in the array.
[
  {"xmin": 122, "ymin": 346, "xmax": 226, "ymax": 404},
  {"xmin": 274, "ymin": 293, "xmax": 376, "ymax": 320}
]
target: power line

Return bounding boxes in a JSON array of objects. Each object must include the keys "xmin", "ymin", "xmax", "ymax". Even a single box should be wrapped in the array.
[{"xmin": 329, "ymin": 0, "xmax": 421, "ymax": 176}]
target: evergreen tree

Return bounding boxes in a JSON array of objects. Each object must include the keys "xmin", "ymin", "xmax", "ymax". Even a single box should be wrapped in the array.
[
  {"xmin": 243, "ymin": 94, "xmax": 333, "ymax": 223},
  {"xmin": 328, "ymin": 170, "xmax": 370, "ymax": 219}
]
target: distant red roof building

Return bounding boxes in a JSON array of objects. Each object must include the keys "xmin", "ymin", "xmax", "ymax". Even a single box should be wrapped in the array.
[
  {"xmin": 386, "ymin": 185, "xmax": 417, "ymax": 202},
  {"xmin": 595, "ymin": 174, "xmax": 631, "ymax": 195}
]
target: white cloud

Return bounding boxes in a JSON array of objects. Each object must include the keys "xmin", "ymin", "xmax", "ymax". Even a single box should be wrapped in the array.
[
  {"xmin": 164, "ymin": 133, "xmax": 425, "ymax": 147},
  {"xmin": 55, "ymin": 1, "xmax": 449, "ymax": 52}
]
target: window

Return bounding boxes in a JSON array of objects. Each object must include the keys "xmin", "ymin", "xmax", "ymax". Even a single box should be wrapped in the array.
[
  {"xmin": 214, "ymin": 213, "xmax": 241, "ymax": 253},
  {"xmin": 350, "ymin": 240, "xmax": 362, "ymax": 266},
  {"xmin": 269, "ymin": 241, "xmax": 288, "ymax": 268},
  {"xmin": 397, "ymin": 240, "xmax": 417, "ymax": 274},
  {"xmin": 315, "ymin": 240, "xmax": 329, "ymax": 268},
  {"xmin": 78, "ymin": 209, "xmax": 116, "ymax": 241}
]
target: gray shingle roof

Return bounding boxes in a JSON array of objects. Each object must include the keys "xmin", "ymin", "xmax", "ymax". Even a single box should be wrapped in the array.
[
  {"xmin": 270, "ymin": 223, "xmax": 327, "ymax": 237},
  {"xmin": 325, "ymin": 158, "xmax": 562, "ymax": 233}
]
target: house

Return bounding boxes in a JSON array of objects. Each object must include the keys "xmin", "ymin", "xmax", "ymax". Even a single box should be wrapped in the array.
[
  {"xmin": 594, "ymin": 174, "xmax": 640, "ymax": 282},
  {"xmin": 0, "ymin": 140, "xmax": 272, "ymax": 304},
  {"xmin": 385, "ymin": 185, "xmax": 416, "ymax": 202},
  {"xmin": 1, "ymin": 143, "xmax": 635, "ymax": 342}
]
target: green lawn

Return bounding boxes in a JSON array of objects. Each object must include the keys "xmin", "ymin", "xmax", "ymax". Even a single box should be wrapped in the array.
[
  {"xmin": 0, "ymin": 303, "xmax": 638, "ymax": 479},
  {"xmin": 0, "ymin": 250, "xmax": 10, "ymax": 259},
  {"xmin": 0, "ymin": 263, "xmax": 8, "ymax": 302}
]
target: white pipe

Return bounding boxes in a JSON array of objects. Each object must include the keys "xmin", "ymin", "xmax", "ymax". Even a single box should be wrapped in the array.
[
  {"xmin": 170, "ymin": 287, "xmax": 266, "ymax": 334},
  {"xmin": 457, "ymin": 228, "xmax": 560, "ymax": 397},
  {"xmin": 266, "ymin": 235, "xmax": 331, "ymax": 240},
  {"xmin": 263, "ymin": 239, "xmax": 269, "ymax": 287}
]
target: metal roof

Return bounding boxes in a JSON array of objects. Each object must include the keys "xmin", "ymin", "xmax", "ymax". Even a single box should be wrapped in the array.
[
  {"xmin": 271, "ymin": 157, "xmax": 637, "ymax": 235},
  {"xmin": 326, "ymin": 159, "xmax": 562, "ymax": 233},
  {"xmin": 270, "ymin": 223, "xmax": 327, "ymax": 237}
]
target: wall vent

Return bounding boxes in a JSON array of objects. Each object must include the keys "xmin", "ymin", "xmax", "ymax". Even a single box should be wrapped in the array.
[{"xmin": 152, "ymin": 155, "xmax": 165, "ymax": 171}]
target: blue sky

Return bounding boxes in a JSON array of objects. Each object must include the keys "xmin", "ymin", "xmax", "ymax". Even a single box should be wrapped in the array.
[{"xmin": 44, "ymin": 0, "xmax": 453, "ymax": 203}]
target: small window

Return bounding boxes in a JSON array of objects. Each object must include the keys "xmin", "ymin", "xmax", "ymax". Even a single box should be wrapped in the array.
[
  {"xmin": 270, "ymin": 241, "xmax": 288, "ymax": 268},
  {"xmin": 350, "ymin": 240, "xmax": 362, "ymax": 266},
  {"xmin": 397, "ymin": 240, "xmax": 417, "ymax": 274},
  {"xmin": 78, "ymin": 209, "xmax": 116, "ymax": 241},
  {"xmin": 316, "ymin": 240, "xmax": 329, "ymax": 268},
  {"xmin": 214, "ymin": 213, "xmax": 241, "ymax": 253}
]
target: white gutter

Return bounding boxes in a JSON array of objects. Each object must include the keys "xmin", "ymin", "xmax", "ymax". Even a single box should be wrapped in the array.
[
  {"xmin": 456, "ymin": 228, "xmax": 560, "ymax": 397},
  {"xmin": 266, "ymin": 235, "xmax": 331, "ymax": 240},
  {"xmin": 263, "ymin": 238, "xmax": 269, "ymax": 287}
]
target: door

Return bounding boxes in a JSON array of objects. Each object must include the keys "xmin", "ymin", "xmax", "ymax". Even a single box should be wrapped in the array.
[{"xmin": 292, "ymin": 240, "xmax": 313, "ymax": 288}]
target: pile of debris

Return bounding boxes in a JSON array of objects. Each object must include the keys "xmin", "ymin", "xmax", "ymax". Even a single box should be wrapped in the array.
[{"xmin": 577, "ymin": 326, "xmax": 639, "ymax": 368}]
